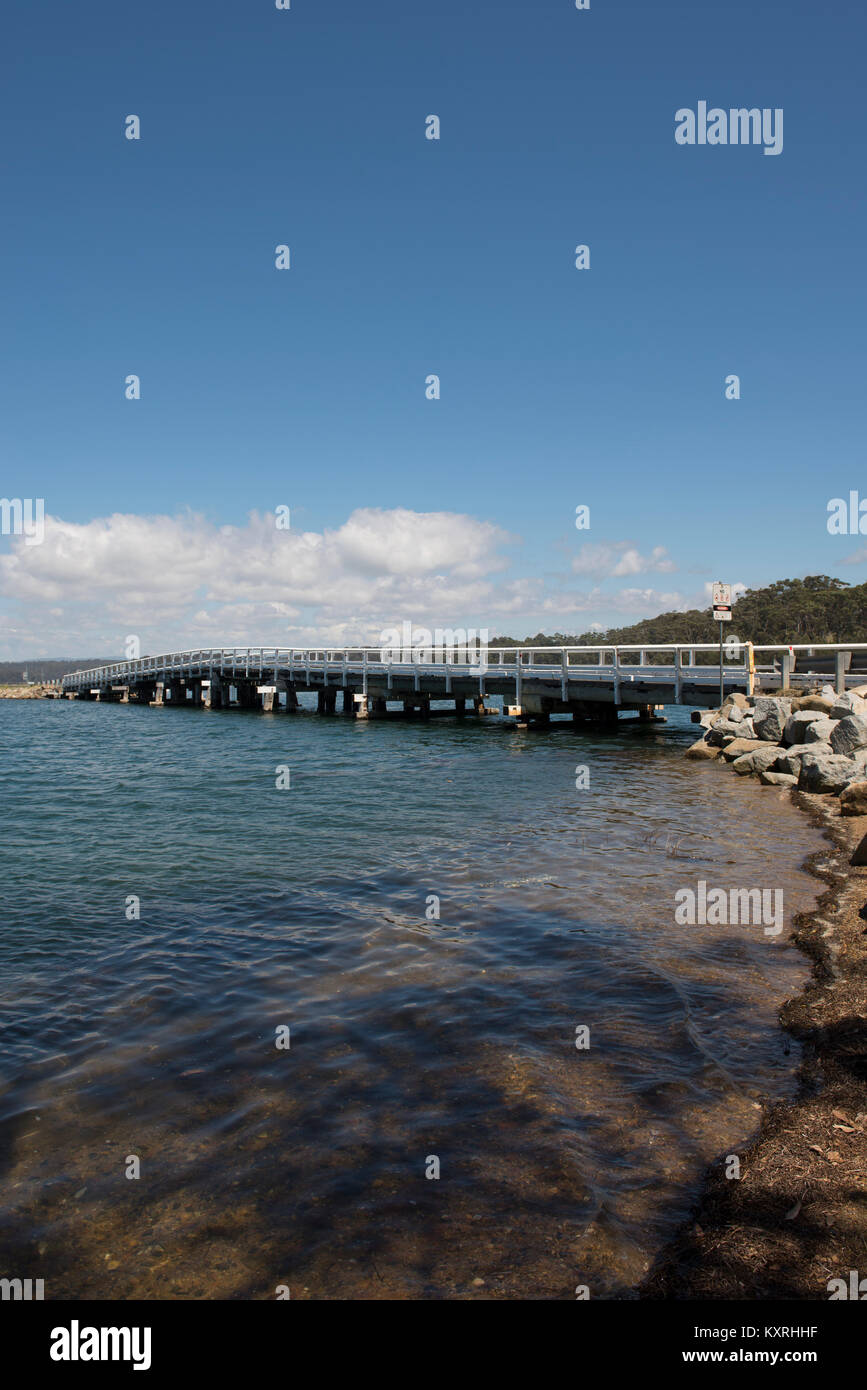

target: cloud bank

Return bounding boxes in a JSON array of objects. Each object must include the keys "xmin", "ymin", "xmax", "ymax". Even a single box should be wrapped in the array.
[{"xmin": 0, "ymin": 507, "xmax": 696, "ymax": 657}]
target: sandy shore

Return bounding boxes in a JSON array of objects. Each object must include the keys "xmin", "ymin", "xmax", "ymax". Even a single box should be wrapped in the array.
[{"xmin": 641, "ymin": 791, "xmax": 867, "ymax": 1300}]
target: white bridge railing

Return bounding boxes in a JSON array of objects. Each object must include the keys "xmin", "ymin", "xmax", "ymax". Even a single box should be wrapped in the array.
[
  {"xmin": 61, "ymin": 643, "xmax": 744, "ymax": 685},
  {"xmin": 60, "ymin": 641, "xmax": 867, "ymax": 697}
]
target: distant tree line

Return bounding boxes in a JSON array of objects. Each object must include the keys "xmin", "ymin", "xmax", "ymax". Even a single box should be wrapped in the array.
[
  {"xmin": 491, "ymin": 576, "xmax": 867, "ymax": 649},
  {"xmin": 0, "ymin": 658, "xmax": 111, "ymax": 683}
]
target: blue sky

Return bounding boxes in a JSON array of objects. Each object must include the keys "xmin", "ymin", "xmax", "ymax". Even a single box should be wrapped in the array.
[{"xmin": 1, "ymin": 0, "xmax": 865, "ymax": 656}]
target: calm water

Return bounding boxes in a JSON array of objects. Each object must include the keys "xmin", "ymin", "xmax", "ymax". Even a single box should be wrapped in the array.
[{"xmin": 0, "ymin": 698, "xmax": 825, "ymax": 1299}]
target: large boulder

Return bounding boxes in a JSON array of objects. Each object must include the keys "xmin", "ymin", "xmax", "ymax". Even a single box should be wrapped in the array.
[
  {"xmin": 843, "ymin": 750, "xmax": 867, "ymax": 784},
  {"xmin": 686, "ymin": 738, "xmax": 720, "ymax": 760},
  {"xmin": 759, "ymin": 770, "xmax": 798, "ymax": 787},
  {"xmin": 798, "ymin": 750, "xmax": 860, "ymax": 794},
  {"xmin": 804, "ymin": 717, "xmax": 837, "ymax": 744},
  {"xmin": 718, "ymin": 693, "xmax": 749, "ymax": 719},
  {"xmin": 753, "ymin": 696, "xmax": 791, "ymax": 742},
  {"xmin": 793, "ymin": 694, "xmax": 835, "ymax": 715},
  {"xmin": 732, "ymin": 744, "xmax": 790, "ymax": 775},
  {"xmin": 831, "ymin": 693, "xmax": 867, "ymax": 721},
  {"xmin": 840, "ymin": 781, "xmax": 867, "ymax": 815},
  {"xmin": 720, "ymin": 738, "xmax": 768, "ymax": 762},
  {"xmin": 830, "ymin": 714, "xmax": 867, "ymax": 756},
  {"xmin": 707, "ymin": 719, "xmax": 755, "ymax": 745},
  {"xmin": 783, "ymin": 709, "xmax": 826, "ymax": 745},
  {"xmin": 774, "ymin": 745, "xmax": 825, "ymax": 777}
]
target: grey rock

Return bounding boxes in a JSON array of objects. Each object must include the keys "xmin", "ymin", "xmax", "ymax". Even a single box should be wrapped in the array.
[
  {"xmin": 753, "ymin": 696, "xmax": 792, "ymax": 742},
  {"xmin": 804, "ymin": 717, "xmax": 837, "ymax": 744},
  {"xmin": 759, "ymin": 771, "xmax": 798, "ymax": 787},
  {"xmin": 830, "ymin": 714, "xmax": 867, "ymax": 756},
  {"xmin": 783, "ymin": 709, "xmax": 826, "ymax": 745},
  {"xmin": 774, "ymin": 745, "xmax": 824, "ymax": 777},
  {"xmin": 707, "ymin": 719, "xmax": 754, "ymax": 745},
  {"xmin": 842, "ymin": 750, "xmax": 867, "ymax": 785},
  {"xmin": 831, "ymin": 693, "xmax": 867, "ymax": 721},
  {"xmin": 732, "ymin": 744, "xmax": 790, "ymax": 775},
  {"xmin": 798, "ymin": 750, "xmax": 859, "ymax": 794}
]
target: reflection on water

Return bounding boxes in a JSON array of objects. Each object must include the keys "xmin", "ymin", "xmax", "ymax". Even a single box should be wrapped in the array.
[{"xmin": 0, "ymin": 699, "xmax": 823, "ymax": 1298}]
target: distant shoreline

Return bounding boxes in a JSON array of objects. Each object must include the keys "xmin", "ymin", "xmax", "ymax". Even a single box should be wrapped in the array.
[{"xmin": 0, "ymin": 683, "xmax": 54, "ymax": 699}]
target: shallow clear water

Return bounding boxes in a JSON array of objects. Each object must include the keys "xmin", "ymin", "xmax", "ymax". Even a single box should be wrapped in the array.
[{"xmin": 0, "ymin": 698, "xmax": 824, "ymax": 1298}]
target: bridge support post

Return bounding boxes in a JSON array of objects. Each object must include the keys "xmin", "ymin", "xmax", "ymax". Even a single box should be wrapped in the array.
[
  {"xmin": 355, "ymin": 693, "xmax": 369, "ymax": 720},
  {"xmin": 150, "ymin": 681, "xmax": 165, "ymax": 707},
  {"xmin": 203, "ymin": 678, "xmax": 223, "ymax": 709},
  {"xmin": 317, "ymin": 687, "xmax": 337, "ymax": 715},
  {"xmin": 781, "ymin": 650, "xmax": 794, "ymax": 693},
  {"xmin": 454, "ymin": 697, "xmax": 466, "ymax": 717},
  {"xmin": 237, "ymin": 682, "xmax": 258, "ymax": 709},
  {"xmin": 342, "ymin": 688, "xmax": 355, "ymax": 715}
]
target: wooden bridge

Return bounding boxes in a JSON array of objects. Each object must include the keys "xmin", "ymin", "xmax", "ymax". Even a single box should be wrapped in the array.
[{"xmin": 55, "ymin": 643, "xmax": 867, "ymax": 726}]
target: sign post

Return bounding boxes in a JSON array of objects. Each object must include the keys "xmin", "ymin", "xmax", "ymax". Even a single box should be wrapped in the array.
[{"xmin": 712, "ymin": 582, "xmax": 732, "ymax": 708}]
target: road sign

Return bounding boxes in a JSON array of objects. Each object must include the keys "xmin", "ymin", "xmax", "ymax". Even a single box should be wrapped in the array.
[{"xmin": 712, "ymin": 581, "xmax": 732, "ymax": 622}]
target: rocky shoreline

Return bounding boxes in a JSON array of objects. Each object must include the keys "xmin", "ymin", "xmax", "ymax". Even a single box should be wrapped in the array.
[
  {"xmin": 641, "ymin": 688, "xmax": 867, "ymax": 1300},
  {"xmin": 0, "ymin": 684, "xmax": 53, "ymax": 699},
  {"xmin": 686, "ymin": 685, "xmax": 867, "ymax": 817}
]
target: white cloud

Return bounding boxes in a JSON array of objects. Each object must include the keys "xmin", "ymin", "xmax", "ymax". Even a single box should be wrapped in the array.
[
  {"xmin": 0, "ymin": 507, "xmax": 695, "ymax": 656},
  {"xmin": 571, "ymin": 542, "xmax": 676, "ymax": 578}
]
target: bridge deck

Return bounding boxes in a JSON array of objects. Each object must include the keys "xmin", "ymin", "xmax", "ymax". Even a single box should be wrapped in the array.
[{"xmin": 54, "ymin": 642, "xmax": 867, "ymax": 720}]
